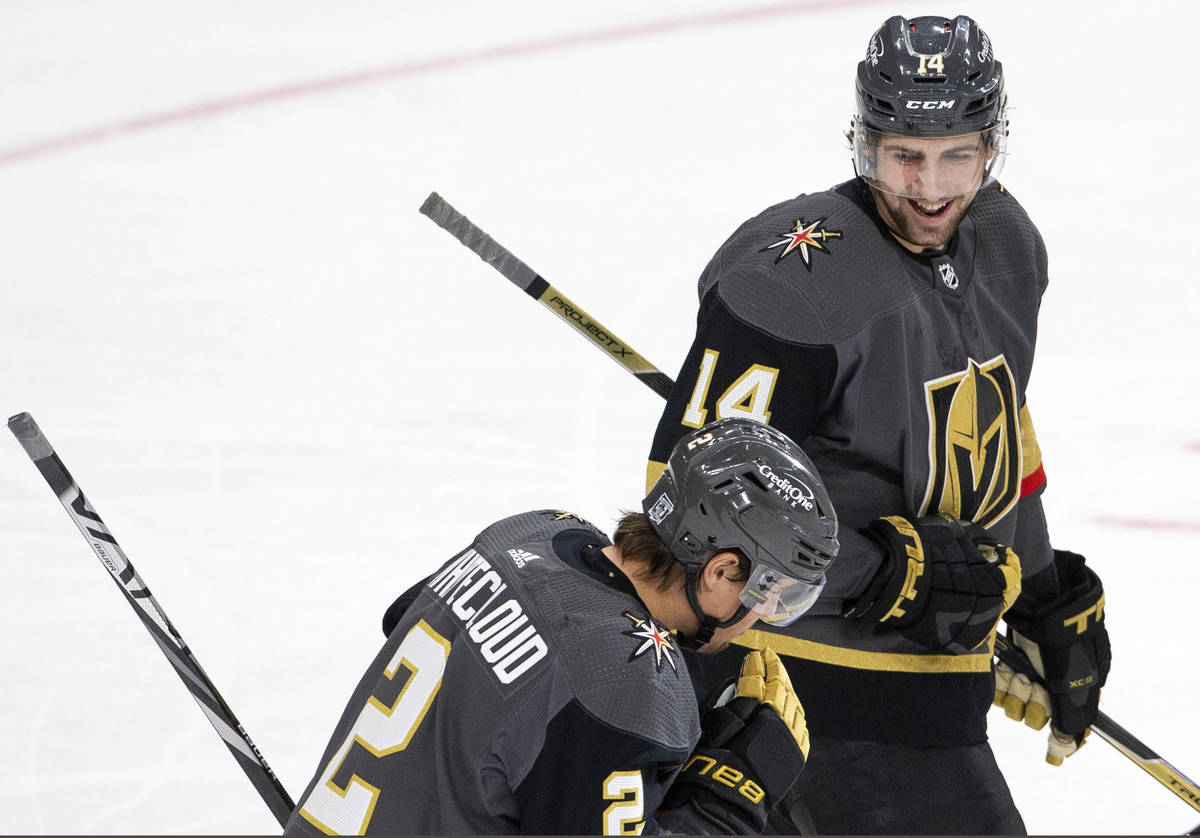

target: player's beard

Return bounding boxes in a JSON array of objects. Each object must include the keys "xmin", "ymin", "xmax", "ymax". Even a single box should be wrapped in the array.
[{"xmin": 868, "ymin": 185, "xmax": 976, "ymax": 253}]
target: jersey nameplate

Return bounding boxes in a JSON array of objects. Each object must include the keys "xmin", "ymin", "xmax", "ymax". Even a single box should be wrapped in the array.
[{"xmin": 428, "ymin": 548, "xmax": 549, "ymax": 685}]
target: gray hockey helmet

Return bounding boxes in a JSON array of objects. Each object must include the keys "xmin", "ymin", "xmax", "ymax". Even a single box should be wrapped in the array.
[{"xmin": 643, "ymin": 418, "xmax": 839, "ymax": 627}]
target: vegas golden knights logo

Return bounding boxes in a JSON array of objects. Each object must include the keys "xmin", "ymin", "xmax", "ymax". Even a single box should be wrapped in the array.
[{"xmin": 920, "ymin": 355, "xmax": 1021, "ymax": 527}]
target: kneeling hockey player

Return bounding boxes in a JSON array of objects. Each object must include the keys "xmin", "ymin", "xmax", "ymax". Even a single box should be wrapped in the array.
[{"xmin": 285, "ymin": 417, "xmax": 840, "ymax": 835}]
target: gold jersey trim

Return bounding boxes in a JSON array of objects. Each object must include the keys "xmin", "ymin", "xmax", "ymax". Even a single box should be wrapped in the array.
[
  {"xmin": 732, "ymin": 628, "xmax": 996, "ymax": 674},
  {"xmin": 645, "ymin": 460, "xmax": 668, "ymax": 495},
  {"xmin": 1018, "ymin": 403, "xmax": 1042, "ymax": 480}
]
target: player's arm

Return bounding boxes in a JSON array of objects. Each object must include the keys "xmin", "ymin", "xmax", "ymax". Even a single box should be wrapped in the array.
[
  {"xmin": 647, "ymin": 285, "xmax": 836, "ymax": 491},
  {"xmin": 992, "ymin": 404, "xmax": 1111, "ymax": 764},
  {"xmin": 380, "ymin": 574, "xmax": 432, "ymax": 636},
  {"xmin": 511, "ymin": 697, "xmax": 692, "ymax": 835}
]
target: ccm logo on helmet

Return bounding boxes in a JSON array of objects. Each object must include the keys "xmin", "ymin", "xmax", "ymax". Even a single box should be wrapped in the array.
[{"xmin": 906, "ymin": 99, "xmax": 956, "ymax": 110}]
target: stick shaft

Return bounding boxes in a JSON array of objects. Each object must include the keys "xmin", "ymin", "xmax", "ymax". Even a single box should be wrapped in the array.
[
  {"xmin": 995, "ymin": 634, "xmax": 1200, "ymax": 814},
  {"xmin": 8, "ymin": 412, "xmax": 295, "ymax": 827},
  {"xmin": 420, "ymin": 191, "xmax": 675, "ymax": 398}
]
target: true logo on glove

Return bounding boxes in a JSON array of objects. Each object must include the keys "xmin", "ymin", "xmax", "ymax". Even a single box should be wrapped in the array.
[
  {"xmin": 1062, "ymin": 594, "xmax": 1105, "ymax": 635},
  {"xmin": 878, "ymin": 516, "xmax": 925, "ymax": 622}
]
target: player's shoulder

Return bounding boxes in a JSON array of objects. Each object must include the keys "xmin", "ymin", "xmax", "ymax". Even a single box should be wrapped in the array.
[
  {"xmin": 966, "ymin": 181, "xmax": 1047, "ymax": 268},
  {"xmin": 473, "ymin": 509, "xmax": 606, "ymax": 553},
  {"xmin": 700, "ymin": 180, "xmax": 918, "ymax": 344},
  {"xmin": 561, "ymin": 602, "xmax": 699, "ymax": 747},
  {"xmin": 457, "ymin": 511, "xmax": 699, "ymax": 746}
]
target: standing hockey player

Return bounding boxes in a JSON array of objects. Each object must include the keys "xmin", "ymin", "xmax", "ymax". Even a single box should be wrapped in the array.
[
  {"xmin": 646, "ymin": 14, "xmax": 1111, "ymax": 834},
  {"xmin": 285, "ymin": 418, "xmax": 839, "ymax": 835}
]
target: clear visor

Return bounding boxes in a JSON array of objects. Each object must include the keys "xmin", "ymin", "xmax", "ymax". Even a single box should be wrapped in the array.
[
  {"xmin": 739, "ymin": 563, "xmax": 825, "ymax": 627},
  {"xmin": 851, "ymin": 116, "xmax": 1007, "ymax": 201}
]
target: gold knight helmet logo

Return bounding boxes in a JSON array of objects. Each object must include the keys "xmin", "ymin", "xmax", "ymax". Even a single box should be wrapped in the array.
[{"xmin": 920, "ymin": 355, "xmax": 1021, "ymax": 527}]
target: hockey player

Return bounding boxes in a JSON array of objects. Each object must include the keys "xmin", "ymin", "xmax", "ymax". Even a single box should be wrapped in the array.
[
  {"xmin": 646, "ymin": 14, "xmax": 1111, "ymax": 835},
  {"xmin": 284, "ymin": 417, "xmax": 839, "ymax": 835}
]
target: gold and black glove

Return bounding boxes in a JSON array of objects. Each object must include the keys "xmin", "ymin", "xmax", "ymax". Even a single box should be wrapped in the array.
[
  {"xmin": 661, "ymin": 648, "xmax": 808, "ymax": 833},
  {"xmin": 847, "ymin": 513, "xmax": 1022, "ymax": 652},
  {"xmin": 997, "ymin": 549, "xmax": 1110, "ymax": 765}
]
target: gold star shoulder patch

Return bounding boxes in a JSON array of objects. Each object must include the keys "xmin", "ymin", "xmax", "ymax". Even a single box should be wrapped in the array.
[
  {"xmin": 622, "ymin": 612, "xmax": 678, "ymax": 676},
  {"xmin": 761, "ymin": 217, "xmax": 842, "ymax": 271}
]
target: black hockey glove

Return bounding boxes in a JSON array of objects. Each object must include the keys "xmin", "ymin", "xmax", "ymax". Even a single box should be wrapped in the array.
[
  {"xmin": 660, "ymin": 648, "xmax": 808, "ymax": 834},
  {"xmin": 847, "ymin": 513, "xmax": 1022, "ymax": 652},
  {"xmin": 996, "ymin": 549, "xmax": 1110, "ymax": 765}
]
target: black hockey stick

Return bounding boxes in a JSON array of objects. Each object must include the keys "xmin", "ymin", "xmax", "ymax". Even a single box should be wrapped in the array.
[
  {"xmin": 8, "ymin": 412, "xmax": 295, "ymax": 828},
  {"xmin": 995, "ymin": 634, "xmax": 1200, "ymax": 815},
  {"xmin": 419, "ymin": 191, "xmax": 675, "ymax": 399},
  {"xmin": 418, "ymin": 194, "xmax": 1200, "ymax": 821}
]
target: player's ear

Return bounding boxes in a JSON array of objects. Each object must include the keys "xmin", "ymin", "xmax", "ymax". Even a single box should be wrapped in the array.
[{"xmin": 703, "ymin": 551, "xmax": 745, "ymax": 588}]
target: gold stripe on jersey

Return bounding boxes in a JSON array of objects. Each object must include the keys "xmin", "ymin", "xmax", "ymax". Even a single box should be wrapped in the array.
[
  {"xmin": 645, "ymin": 460, "xmax": 667, "ymax": 495},
  {"xmin": 732, "ymin": 628, "xmax": 996, "ymax": 674},
  {"xmin": 1018, "ymin": 404, "xmax": 1042, "ymax": 480}
]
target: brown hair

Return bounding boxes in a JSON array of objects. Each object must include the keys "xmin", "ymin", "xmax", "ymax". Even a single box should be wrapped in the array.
[
  {"xmin": 611, "ymin": 511, "xmax": 685, "ymax": 591},
  {"xmin": 612, "ymin": 511, "xmax": 750, "ymax": 591}
]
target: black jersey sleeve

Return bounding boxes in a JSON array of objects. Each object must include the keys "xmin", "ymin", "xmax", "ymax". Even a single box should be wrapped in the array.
[
  {"xmin": 647, "ymin": 286, "xmax": 837, "ymax": 489},
  {"xmin": 513, "ymin": 698, "xmax": 692, "ymax": 835}
]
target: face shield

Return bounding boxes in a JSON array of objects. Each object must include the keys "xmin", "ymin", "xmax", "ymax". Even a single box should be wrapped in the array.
[
  {"xmin": 851, "ymin": 115, "xmax": 1007, "ymax": 201},
  {"xmin": 739, "ymin": 562, "xmax": 825, "ymax": 627}
]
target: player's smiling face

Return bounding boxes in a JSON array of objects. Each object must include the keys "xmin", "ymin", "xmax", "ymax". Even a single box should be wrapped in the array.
[{"xmin": 867, "ymin": 132, "xmax": 989, "ymax": 253}]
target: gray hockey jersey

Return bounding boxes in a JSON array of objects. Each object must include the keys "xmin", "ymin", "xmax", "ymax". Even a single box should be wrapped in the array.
[
  {"xmin": 284, "ymin": 510, "xmax": 704, "ymax": 835},
  {"xmin": 648, "ymin": 179, "xmax": 1053, "ymax": 746}
]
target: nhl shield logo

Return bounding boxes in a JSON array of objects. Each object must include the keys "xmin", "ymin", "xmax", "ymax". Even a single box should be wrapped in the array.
[{"xmin": 938, "ymin": 262, "xmax": 959, "ymax": 289}]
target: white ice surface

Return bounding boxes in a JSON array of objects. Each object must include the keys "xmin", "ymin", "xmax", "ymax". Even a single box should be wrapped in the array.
[{"xmin": 1, "ymin": 1, "xmax": 1198, "ymax": 833}]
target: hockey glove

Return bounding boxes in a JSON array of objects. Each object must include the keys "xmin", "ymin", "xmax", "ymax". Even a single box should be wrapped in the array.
[
  {"xmin": 847, "ymin": 513, "xmax": 1022, "ymax": 652},
  {"xmin": 996, "ymin": 549, "xmax": 1110, "ymax": 765},
  {"xmin": 660, "ymin": 648, "xmax": 808, "ymax": 833}
]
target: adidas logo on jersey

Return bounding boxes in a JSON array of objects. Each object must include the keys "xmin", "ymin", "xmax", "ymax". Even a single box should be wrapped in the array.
[{"xmin": 507, "ymin": 548, "xmax": 541, "ymax": 568}]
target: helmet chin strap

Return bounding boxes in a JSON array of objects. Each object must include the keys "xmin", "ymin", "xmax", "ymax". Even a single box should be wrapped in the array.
[{"xmin": 679, "ymin": 561, "xmax": 750, "ymax": 651}]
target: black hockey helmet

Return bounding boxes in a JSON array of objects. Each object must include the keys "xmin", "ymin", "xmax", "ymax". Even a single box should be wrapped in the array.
[
  {"xmin": 643, "ymin": 418, "xmax": 839, "ymax": 631},
  {"xmin": 852, "ymin": 14, "xmax": 1008, "ymax": 197},
  {"xmin": 856, "ymin": 14, "xmax": 1005, "ymax": 136}
]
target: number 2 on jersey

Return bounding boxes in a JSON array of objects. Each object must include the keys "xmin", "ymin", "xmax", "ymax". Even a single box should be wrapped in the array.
[
  {"xmin": 299, "ymin": 620, "xmax": 451, "ymax": 835},
  {"xmin": 682, "ymin": 349, "xmax": 778, "ymax": 428}
]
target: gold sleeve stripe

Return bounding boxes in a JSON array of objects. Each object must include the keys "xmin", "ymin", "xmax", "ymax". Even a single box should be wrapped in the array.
[
  {"xmin": 1018, "ymin": 403, "xmax": 1046, "ymax": 497},
  {"xmin": 732, "ymin": 628, "xmax": 996, "ymax": 674},
  {"xmin": 1018, "ymin": 404, "xmax": 1042, "ymax": 479},
  {"xmin": 645, "ymin": 460, "xmax": 667, "ymax": 495}
]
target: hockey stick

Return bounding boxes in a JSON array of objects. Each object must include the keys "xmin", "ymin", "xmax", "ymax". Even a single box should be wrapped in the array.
[
  {"xmin": 419, "ymin": 191, "xmax": 675, "ymax": 399},
  {"xmin": 994, "ymin": 634, "xmax": 1200, "ymax": 816},
  {"xmin": 418, "ymin": 194, "xmax": 1200, "ymax": 821},
  {"xmin": 8, "ymin": 412, "xmax": 295, "ymax": 828}
]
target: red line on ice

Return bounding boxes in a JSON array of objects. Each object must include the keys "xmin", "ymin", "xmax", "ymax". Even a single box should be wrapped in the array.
[
  {"xmin": 0, "ymin": 0, "xmax": 879, "ymax": 167},
  {"xmin": 1094, "ymin": 516, "xmax": 1200, "ymax": 533}
]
